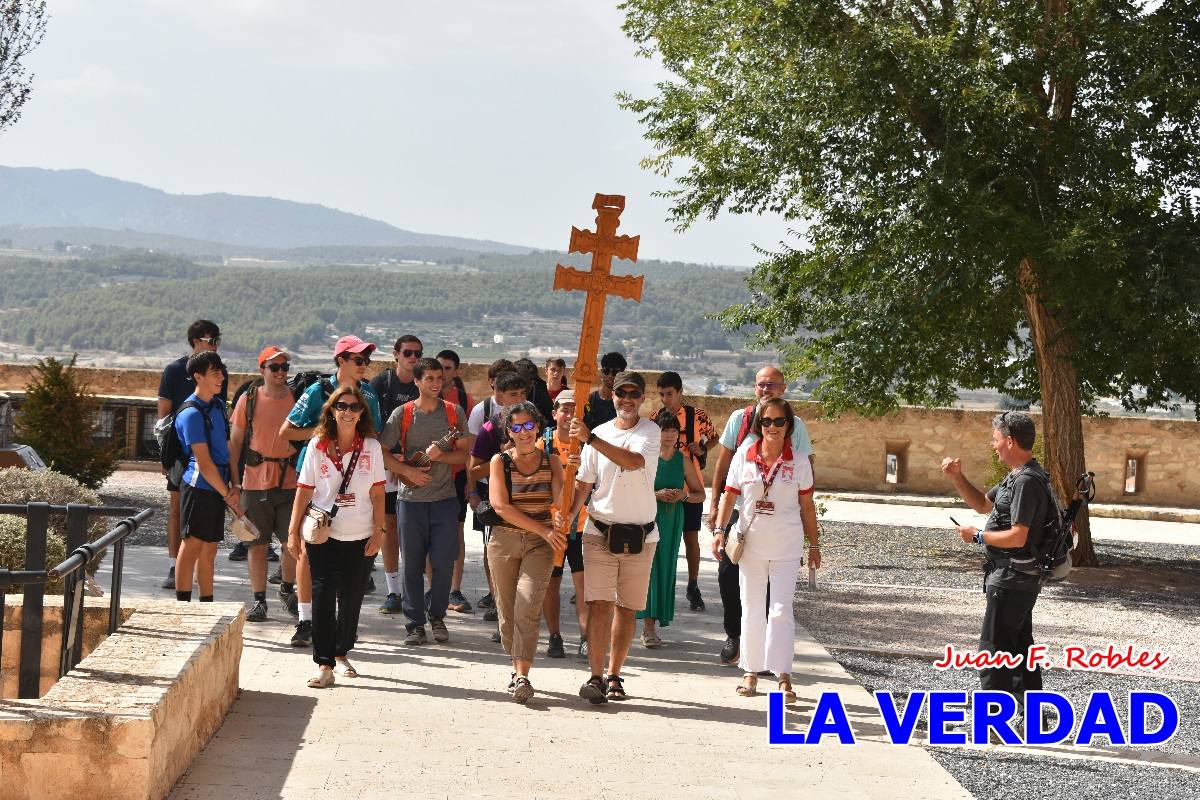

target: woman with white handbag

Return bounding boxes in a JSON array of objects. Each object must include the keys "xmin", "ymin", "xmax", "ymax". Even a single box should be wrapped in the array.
[
  {"xmin": 713, "ymin": 396, "xmax": 820, "ymax": 701},
  {"xmin": 287, "ymin": 385, "xmax": 385, "ymax": 689}
]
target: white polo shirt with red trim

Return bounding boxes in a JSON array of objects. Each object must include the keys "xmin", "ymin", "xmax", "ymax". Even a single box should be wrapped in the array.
[
  {"xmin": 724, "ymin": 440, "xmax": 814, "ymax": 561},
  {"xmin": 297, "ymin": 436, "xmax": 386, "ymax": 541}
]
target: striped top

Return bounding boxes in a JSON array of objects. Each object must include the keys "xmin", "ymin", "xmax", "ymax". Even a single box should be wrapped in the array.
[{"xmin": 506, "ymin": 450, "xmax": 554, "ymax": 522}]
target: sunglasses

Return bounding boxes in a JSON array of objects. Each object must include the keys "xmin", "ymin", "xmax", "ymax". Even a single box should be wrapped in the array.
[
  {"xmin": 348, "ymin": 355, "xmax": 371, "ymax": 367},
  {"xmin": 401, "ymin": 349, "xmax": 423, "ymax": 358},
  {"xmin": 333, "ymin": 401, "xmax": 364, "ymax": 413},
  {"xmin": 265, "ymin": 362, "xmax": 291, "ymax": 373},
  {"xmin": 508, "ymin": 420, "xmax": 537, "ymax": 433},
  {"xmin": 197, "ymin": 336, "xmax": 221, "ymax": 346},
  {"xmin": 757, "ymin": 381, "xmax": 782, "ymax": 390},
  {"xmin": 614, "ymin": 388, "xmax": 643, "ymax": 399},
  {"xmin": 760, "ymin": 416, "xmax": 788, "ymax": 428}
]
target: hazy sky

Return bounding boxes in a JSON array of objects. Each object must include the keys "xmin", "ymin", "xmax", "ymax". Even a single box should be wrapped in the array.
[{"xmin": 0, "ymin": 1, "xmax": 798, "ymax": 266}]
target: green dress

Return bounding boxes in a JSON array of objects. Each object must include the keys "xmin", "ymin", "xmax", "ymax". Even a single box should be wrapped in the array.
[{"xmin": 638, "ymin": 450, "xmax": 686, "ymax": 625}]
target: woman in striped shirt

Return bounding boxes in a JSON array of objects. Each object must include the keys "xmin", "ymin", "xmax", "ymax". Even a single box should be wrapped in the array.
[{"xmin": 487, "ymin": 401, "xmax": 566, "ymax": 703}]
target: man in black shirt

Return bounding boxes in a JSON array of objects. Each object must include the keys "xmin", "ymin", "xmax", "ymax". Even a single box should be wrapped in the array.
[
  {"xmin": 582, "ymin": 351, "xmax": 626, "ymax": 430},
  {"xmin": 942, "ymin": 411, "xmax": 1053, "ymax": 703},
  {"xmin": 156, "ymin": 319, "xmax": 227, "ymax": 590}
]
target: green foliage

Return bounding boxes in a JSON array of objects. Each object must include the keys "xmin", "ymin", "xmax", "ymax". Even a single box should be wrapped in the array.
[
  {"xmin": 984, "ymin": 433, "xmax": 1048, "ymax": 489},
  {"xmin": 620, "ymin": 0, "xmax": 1200, "ymax": 418},
  {"xmin": 0, "ymin": 516, "xmax": 66, "ymax": 593},
  {"xmin": 15, "ymin": 357, "xmax": 119, "ymax": 489}
]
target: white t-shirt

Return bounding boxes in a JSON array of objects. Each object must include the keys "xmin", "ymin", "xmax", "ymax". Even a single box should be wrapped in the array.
[
  {"xmin": 725, "ymin": 440, "xmax": 814, "ymax": 561},
  {"xmin": 467, "ymin": 397, "xmax": 501, "ymax": 436},
  {"xmin": 577, "ymin": 416, "xmax": 661, "ymax": 543},
  {"xmin": 296, "ymin": 436, "xmax": 386, "ymax": 541}
]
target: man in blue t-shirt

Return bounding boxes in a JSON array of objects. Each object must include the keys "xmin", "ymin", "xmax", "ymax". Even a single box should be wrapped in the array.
[
  {"xmin": 173, "ymin": 350, "xmax": 236, "ymax": 604},
  {"xmin": 708, "ymin": 366, "xmax": 815, "ymax": 666},
  {"xmin": 277, "ymin": 334, "xmax": 383, "ymax": 646},
  {"xmin": 156, "ymin": 319, "xmax": 227, "ymax": 590}
]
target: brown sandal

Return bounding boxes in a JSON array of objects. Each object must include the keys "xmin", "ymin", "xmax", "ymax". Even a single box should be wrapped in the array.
[
  {"xmin": 777, "ymin": 676, "xmax": 797, "ymax": 702},
  {"xmin": 736, "ymin": 673, "xmax": 758, "ymax": 697}
]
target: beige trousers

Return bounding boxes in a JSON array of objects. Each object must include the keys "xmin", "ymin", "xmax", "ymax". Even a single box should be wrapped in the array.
[{"xmin": 487, "ymin": 526, "xmax": 555, "ymax": 662}]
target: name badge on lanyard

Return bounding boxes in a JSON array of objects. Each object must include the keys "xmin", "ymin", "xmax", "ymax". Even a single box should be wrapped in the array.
[{"xmin": 756, "ymin": 453, "xmax": 786, "ymax": 516}]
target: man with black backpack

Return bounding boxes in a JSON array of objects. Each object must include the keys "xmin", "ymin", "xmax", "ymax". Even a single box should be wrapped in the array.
[
  {"xmin": 707, "ymin": 366, "xmax": 814, "ymax": 666},
  {"xmin": 942, "ymin": 411, "xmax": 1056, "ymax": 703},
  {"xmin": 156, "ymin": 319, "xmax": 227, "ymax": 591}
]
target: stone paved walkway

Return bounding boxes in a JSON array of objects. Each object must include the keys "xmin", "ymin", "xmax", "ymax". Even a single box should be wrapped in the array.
[{"xmin": 109, "ymin": 535, "xmax": 970, "ymax": 800}]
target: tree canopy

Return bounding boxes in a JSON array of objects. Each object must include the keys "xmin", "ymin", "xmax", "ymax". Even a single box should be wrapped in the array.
[
  {"xmin": 621, "ymin": 0, "xmax": 1200, "ymax": 563},
  {"xmin": 0, "ymin": 1, "xmax": 46, "ymax": 134}
]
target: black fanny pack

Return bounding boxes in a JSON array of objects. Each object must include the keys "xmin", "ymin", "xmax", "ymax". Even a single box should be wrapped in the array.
[{"xmin": 593, "ymin": 519, "xmax": 654, "ymax": 555}]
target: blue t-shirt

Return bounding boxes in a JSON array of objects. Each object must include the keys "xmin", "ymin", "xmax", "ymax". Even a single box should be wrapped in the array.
[
  {"xmin": 287, "ymin": 379, "xmax": 383, "ymax": 471},
  {"xmin": 176, "ymin": 394, "xmax": 231, "ymax": 492}
]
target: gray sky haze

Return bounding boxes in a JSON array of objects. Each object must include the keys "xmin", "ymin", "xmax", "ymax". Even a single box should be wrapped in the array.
[{"xmin": 0, "ymin": 1, "xmax": 796, "ymax": 266}]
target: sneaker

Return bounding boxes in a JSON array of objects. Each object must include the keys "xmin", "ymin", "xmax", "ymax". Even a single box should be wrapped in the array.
[
  {"xmin": 278, "ymin": 586, "xmax": 298, "ymax": 617},
  {"xmin": 577, "ymin": 637, "xmax": 588, "ymax": 661},
  {"xmin": 246, "ymin": 600, "xmax": 268, "ymax": 622},
  {"xmin": 161, "ymin": 565, "xmax": 176, "ymax": 590},
  {"xmin": 687, "ymin": 585, "xmax": 706, "ymax": 612},
  {"xmin": 512, "ymin": 676, "xmax": 534, "ymax": 704},
  {"xmin": 228, "ymin": 542, "xmax": 248, "ymax": 562},
  {"xmin": 404, "ymin": 626, "xmax": 428, "ymax": 646},
  {"xmin": 424, "ymin": 589, "xmax": 432, "ymax": 611},
  {"xmin": 266, "ymin": 545, "xmax": 280, "ymax": 562},
  {"xmin": 478, "ymin": 592, "xmax": 495, "ymax": 609},
  {"xmin": 447, "ymin": 590, "xmax": 472, "ymax": 613},
  {"xmin": 379, "ymin": 592, "xmax": 402, "ymax": 614},
  {"xmin": 364, "ymin": 576, "xmax": 376, "ymax": 594},
  {"xmin": 483, "ymin": 607, "xmax": 498, "ymax": 622},
  {"xmin": 268, "ymin": 567, "xmax": 283, "ymax": 585},
  {"xmin": 430, "ymin": 617, "xmax": 449, "ymax": 643},
  {"xmin": 507, "ymin": 672, "xmax": 517, "ymax": 692},
  {"xmin": 491, "ymin": 630, "xmax": 502, "ymax": 643},
  {"xmin": 719, "ymin": 636, "xmax": 739, "ymax": 665},
  {"xmin": 547, "ymin": 633, "xmax": 566, "ymax": 658},
  {"xmin": 569, "ymin": 592, "xmax": 576, "ymax": 605},
  {"xmin": 290, "ymin": 620, "xmax": 312, "ymax": 647}
]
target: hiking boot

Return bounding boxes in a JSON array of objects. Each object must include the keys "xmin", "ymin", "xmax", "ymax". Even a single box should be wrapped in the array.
[
  {"xmin": 547, "ymin": 633, "xmax": 566, "ymax": 658},
  {"xmin": 268, "ymin": 567, "xmax": 283, "ymax": 585},
  {"xmin": 278, "ymin": 586, "xmax": 298, "ymax": 617},
  {"xmin": 246, "ymin": 600, "xmax": 268, "ymax": 622},
  {"xmin": 577, "ymin": 637, "xmax": 589, "ymax": 661},
  {"xmin": 364, "ymin": 576, "xmax": 376, "ymax": 594},
  {"xmin": 430, "ymin": 617, "xmax": 449, "ymax": 643},
  {"xmin": 379, "ymin": 592, "xmax": 402, "ymax": 614},
  {"xmin": 290, "ymin": 620, "xmax": 312, "ymax": 647},
  {"xmin": 266, "ymin": 545, "xmax": 280, "ymax": 562},
  {"xmin": 447, "ymin": 590, "xmax": 472, "ymax": 613},
  {"xmin": 478, "ymin": 592, "xmax": 495, "ymax": 609},
  {"xmin": 687, "ymin": 585, "xmax": 706, "ymax": 612},
  {"xmin": 404, "ymin": 626, "xmax": 428, "ymax": 646},
  {"xmin": 512, "ymin": 676, "xmax": 534, "ymax": 704},
  {"xmin": 161, "ymin": 566, "xmax": 176, "ymax": 590},
  {"xmin": 483, "ymin": 607, "xmax": 498, "ymax": 622},
  {"xmin": 720, "ymin": 636, "xmax": 739, "ymax": 665},
  {"xmin": 228, "ymin": 542, "xmax": 248, "ymax": 562}
]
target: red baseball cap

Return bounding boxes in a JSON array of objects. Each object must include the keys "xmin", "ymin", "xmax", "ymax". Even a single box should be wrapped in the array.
[
  {"xmin": 257, "ymin": 346, "xmax": 290, "ymax": 367},
  {"xmin": 334, "ymin": 335, "xmax": 376, "ymax": 358}
]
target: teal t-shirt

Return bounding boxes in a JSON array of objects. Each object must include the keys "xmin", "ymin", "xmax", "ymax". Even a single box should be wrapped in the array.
[{"xmin": 287, "ymin": 379, "xmax": 383, "ymax": 470}]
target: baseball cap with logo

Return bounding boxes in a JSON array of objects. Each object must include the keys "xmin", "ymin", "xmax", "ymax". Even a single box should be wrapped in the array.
[
  {"xmin": 333, "ymin": 335, "xmax": 376, "ymax": 359},
  {"xmin": 257, "ymin": 346, "xmax": 290, "ymax": 367},
  {"xmin": 611, "ymin": 371, "xmax": 645, "ymax": 393}
]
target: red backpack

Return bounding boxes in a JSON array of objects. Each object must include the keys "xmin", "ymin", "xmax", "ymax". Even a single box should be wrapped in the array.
[{"xmin": 734, "ymin": 404, "xmax": 757, "ymax": 448}]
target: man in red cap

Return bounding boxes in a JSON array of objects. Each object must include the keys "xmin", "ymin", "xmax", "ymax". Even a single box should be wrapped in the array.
[
  {"xmin": 229, "ymin": 346, "xmax": 300, "ymax": 622},
  {"xmin": 278, "ymin": 335, "xmax": 383, "ymax": 646}
]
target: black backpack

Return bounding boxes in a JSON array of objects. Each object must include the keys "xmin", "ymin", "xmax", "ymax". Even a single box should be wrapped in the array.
[
  {"xmin": 1016, "ymin": 466, "xmax": 1072, "ymax": 583},
  {"xmin": 154, "ymin": 399, "xmax": 212, "ymax": 484},
  {"xmin": 287, "ymin": 370, "xmax": 333, "ymax": 401}
]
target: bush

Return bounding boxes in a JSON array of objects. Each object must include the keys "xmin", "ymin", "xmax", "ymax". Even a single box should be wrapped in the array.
[
  {"xmin": 15, "ymin": 355, "xmax": 119, "ymax": 489},
  {"xmin": 0, "ymin": 516, "xmax": 66, "ymax": 594},
  {"xmin": 0, "ymin": 467, "xmax": 108, "ymax": 588}
]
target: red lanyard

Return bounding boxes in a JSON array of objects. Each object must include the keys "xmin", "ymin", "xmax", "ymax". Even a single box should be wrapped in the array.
[
  {"xmin": 329, "ymin": 436, "xmax": 363, "ymax": 480},
  {"xmin": 757, "ymin": 454, "xmax": 786, "ymax": 500}
]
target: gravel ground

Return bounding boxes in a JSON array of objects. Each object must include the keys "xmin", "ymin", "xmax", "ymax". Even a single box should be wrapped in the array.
[
  {"xmin": 99, "ymin": 470, "xmax": 242, "ymax": 548},
  {"xmin": 801, "ymin": 519, "xmax": 1200, "ymax": 799}
]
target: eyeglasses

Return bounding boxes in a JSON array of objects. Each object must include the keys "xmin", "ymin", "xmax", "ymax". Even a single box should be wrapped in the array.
[
  {"xmin": 760, "ymin": 416, "xmax": 788, "ymax": 428},
  {"xmin": 349, "ymin": 356, "xmax": 371, "ymax": 367},
  {"xmin": 601, "ymin": 367, "xmax": 622, "ymax": 376},
  {"xmin": 401, "ymin": 349, "xmax": 423, "ymax": 358},
  {"xmin": 197, "ymin": 336, "xmax": 221, "ymax": 347},
  {"xmin": 614, "ymin": 388, "xmax": 643, "ymax": 399},
  {"xmin": 757, "ymin": 381, "xmax": 782, "ymax": 390},
  {"xmin": 333, "ymin": 401, "xmax": 364, "ymax": 413},
  {"xmin": 265, "ymin": 362, "xmax": 291, "ymax": 373},
  {"xmin": 508, "ymin": 420, "xmax": 537, "ymax": 433}
]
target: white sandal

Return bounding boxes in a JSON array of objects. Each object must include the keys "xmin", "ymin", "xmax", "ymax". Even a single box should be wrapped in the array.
[
  {"xmin": 334, "ymin": 660, "xmax": 359, "ymax": 678},
  {"xmin": 307, "ymin": 667, "xmax": 335, "ymax": 689}
]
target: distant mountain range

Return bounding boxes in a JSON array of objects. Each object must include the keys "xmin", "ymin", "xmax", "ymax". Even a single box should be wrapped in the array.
[{"xmin": 0, "ymin": 166, "xmax": 531, "ymax": 253}]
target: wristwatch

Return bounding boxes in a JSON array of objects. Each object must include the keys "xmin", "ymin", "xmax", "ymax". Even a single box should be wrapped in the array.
[{"xmin": 586, "ymin": 432, "xmax": 596, "ymax": 445}]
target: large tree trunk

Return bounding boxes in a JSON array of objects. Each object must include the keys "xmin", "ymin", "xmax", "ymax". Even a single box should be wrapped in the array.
[{"xmin": 1018, "ymin": 257, "xmax": 1098, "ymax": 567}]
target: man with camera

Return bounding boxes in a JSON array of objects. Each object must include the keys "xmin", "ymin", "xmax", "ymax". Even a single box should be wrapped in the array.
[
  {"xmin": 567, "ymin": 371, "xmax": 661, "ymax": 704},
  {"xmin": 942, "ymin": 411, "xmax": 1054, "ymax": 702}
]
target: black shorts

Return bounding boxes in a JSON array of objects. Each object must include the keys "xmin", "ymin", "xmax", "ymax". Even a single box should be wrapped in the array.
[
  {"xmin": 385, "ymin": 490, "xmax": 398, "ymax": 516},
  {"xmin": 454, "ymin": 471, "xmax": 468, "ymax": 522},
  {"xmin": 551, "ymin": 533, "xmax": 585, "ymax": 577},
  {"xmin": 682, "ymin": 500, "xmax": 703, "ymax": 532},
  {"xmin": 180, "ymin": 483, "xmax": 226, "ymax": 543}
]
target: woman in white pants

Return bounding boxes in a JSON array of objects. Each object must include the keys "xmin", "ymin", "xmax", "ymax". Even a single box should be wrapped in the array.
[{"xmin": 714, "ymin": 396, "xmax": 820, "ymax": 700}]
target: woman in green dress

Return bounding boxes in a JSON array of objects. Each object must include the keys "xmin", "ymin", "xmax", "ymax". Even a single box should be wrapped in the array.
[{"xmin": 639, "ymin": 412, "xmax": 705, "ymax": 647}]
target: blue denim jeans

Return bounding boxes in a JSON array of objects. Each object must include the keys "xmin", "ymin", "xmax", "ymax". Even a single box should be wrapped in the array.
[{"xmin": 397, "ymin": 497, "xmax": 460, "ymax": 631}]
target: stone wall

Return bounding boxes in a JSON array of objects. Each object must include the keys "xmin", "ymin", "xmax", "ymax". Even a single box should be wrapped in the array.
[
  {"xmin": 1, "ymin": 601, "xmax": 132, "ymax": 699},
  {"xmin": 0, "ymin": 360, "xmax": 1195, "ymax": 507},
  {"xmin": 0, "ymin": 599, "xmax": 244, "ymax": 800}
]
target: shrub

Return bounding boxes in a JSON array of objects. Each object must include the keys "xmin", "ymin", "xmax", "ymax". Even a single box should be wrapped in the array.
[
  {"xmin": 15, "ymin": 355, "xmax": 119, "ymax": 489},
  {"xmin": 0, "ymin": 516, "xmax": 66, "ymax": 594},
  {"xmin": 0, "ymin": 467, "xmax": 108, "ymax": 588}
]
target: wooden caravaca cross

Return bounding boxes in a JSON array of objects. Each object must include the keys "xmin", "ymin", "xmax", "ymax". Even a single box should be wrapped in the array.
[{"xmin": 552, "ymin": 194, "xmax": 643, "ymax": 557}]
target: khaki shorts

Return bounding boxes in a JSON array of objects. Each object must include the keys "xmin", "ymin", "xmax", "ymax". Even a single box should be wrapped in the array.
[
  {"xmin": 239, "ymin": 487, "xmax": 295, "ymax": 546},
  {"xmin": 582, "ymin": 531, "xmax": 657, "ymax": 610}
]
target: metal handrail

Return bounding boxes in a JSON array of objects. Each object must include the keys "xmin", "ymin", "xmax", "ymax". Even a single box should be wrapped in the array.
[
  {"xmin": 49, "ymin": 509, "xmax": 154, "ymax": 579},
  {"xmin": 0, "ymin": 504, "xmax": 137, "ymax": 515}
]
